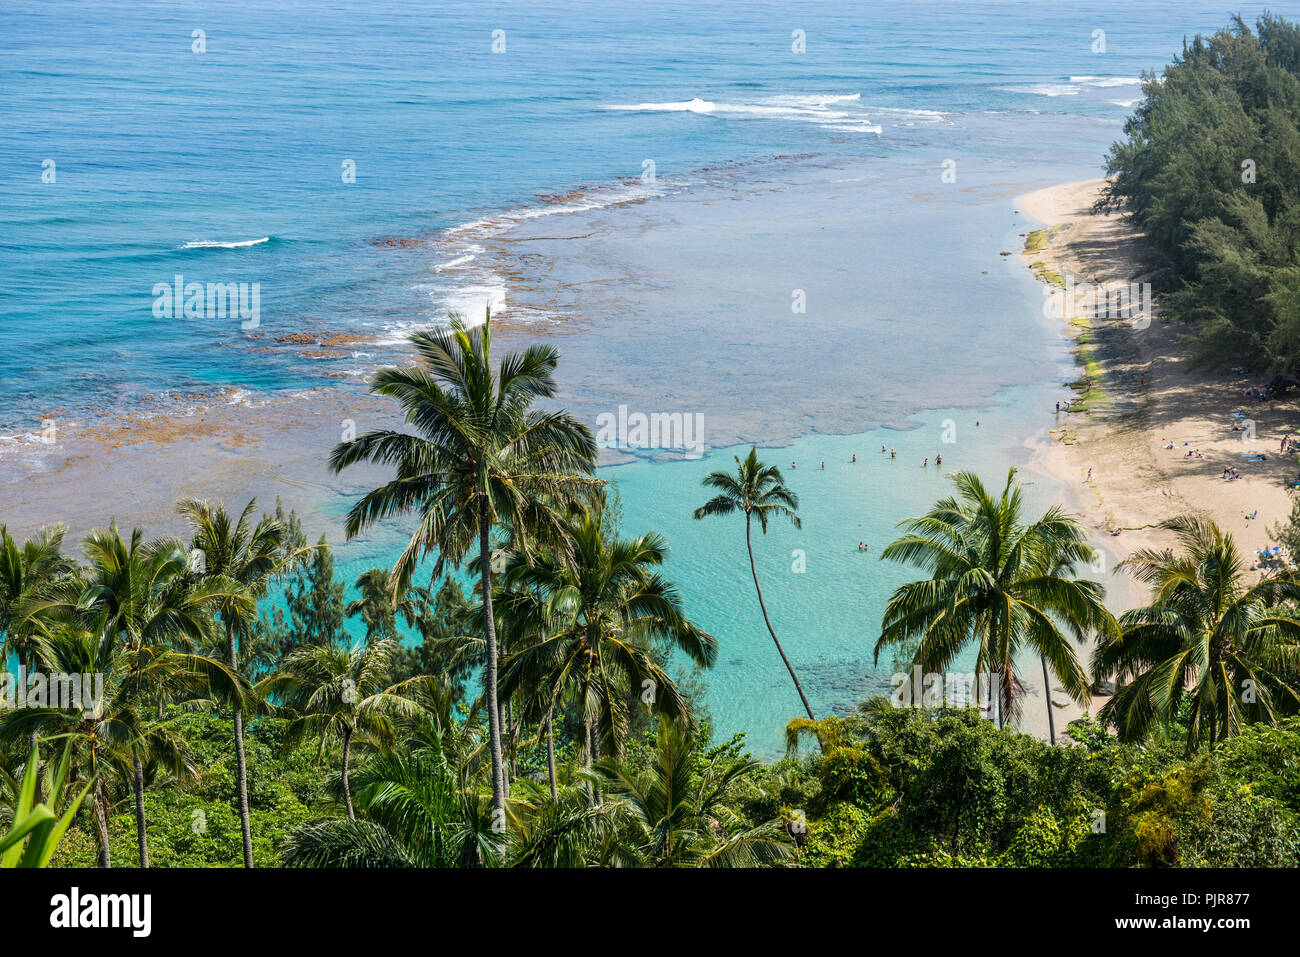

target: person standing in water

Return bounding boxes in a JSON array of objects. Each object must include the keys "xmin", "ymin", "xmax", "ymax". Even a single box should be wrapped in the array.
[
  {"xmin": 923, "ymin": 457, "xmax": 928, "ymax": 468},
  {"xmin": 890, "ymin": 449, "xmax": 896, "ymax": 459},
  {"xmin": 936, "ymin": 453, "xmax": 941, "ymax": 467}
]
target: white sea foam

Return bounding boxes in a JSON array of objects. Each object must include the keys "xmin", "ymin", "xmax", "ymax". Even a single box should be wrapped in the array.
[
  {"xmin": 606, "ymin": 93, "xmax": 895, "ymax": 134},
  {"xmin": 1068, "ymin": 75, "xmax": 1142, "ymax": 87},
  {"xmin": 181, "ymin": 237, "xmax": 270, "ymax": 249},
  {"xmin": 608, "ymin": 97, "xmax": 717, "ymax": 113},
  {"xmin": 434, "ymin": 252, "xmax": 478, "ymax": 271},
  {"xmin": 999, "ymin": 83, "xmax": 1080, "ymax": 97}
]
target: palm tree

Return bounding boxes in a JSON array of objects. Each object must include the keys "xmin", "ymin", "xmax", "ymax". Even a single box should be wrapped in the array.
[
  {"xmin": 496, "ymin": 502, "xmax": 717, "ymax": 786},
  {"xmin": 875, "ymin": 470, "xmax": 1117, "ymax": 727},
  {"xmin": 280, "ymin": 742, "xmax": 485, "ymax": 867},
  {"xmin": 694, "ymin": 447, "xmax": 813, "ymax": 720},
  {"xmin": 1, "ymin": 626, "xmax": 242, "ymax": 867},
  {"xmin": 179, "ymin": 498, "xmax": 307, "ymax": 867},
  {"xmin": 590, "ymin": 717, "xmax": 793, "ymax": 867},
  {"xmin": 280, "ymin": 717, "xmax": 614, "ymax": 867},
  {"xmin": 258, "ymin": 638, "xmax": 424, "ymax": 820},
  {"xmin": 0, "ymin": 524, "xmax": 72, "ymax": 676},
  {"xmin": 1094, "ymin": 515, "xmax": 1300, "ymax": 750},
  {"xmin": 18, "ymin": 524, "xmax": 249, "ymax": 866},
  {"xmin": 329, "ymin": 310, "xmax": 597, "ymax": 822},
  {"xmin": 0, "ymin": 524, "xmax": 74, "ymax": 780}
]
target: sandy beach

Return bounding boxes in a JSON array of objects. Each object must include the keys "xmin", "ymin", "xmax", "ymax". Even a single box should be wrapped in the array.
[
  {"xmin": 1014, "ymin": 178, "xmax": 1300, "ymax": 741},
  {"xmin": 1021, "ymin": 179, "xmax": 1298, "ymax": 560}
]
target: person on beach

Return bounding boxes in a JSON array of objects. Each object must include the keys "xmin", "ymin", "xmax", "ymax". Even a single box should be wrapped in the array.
[
  {"xmin": 1055, "ymin": 401, "xmax": 1060, "ymax": 413},
  {"xmin": 1087, "ymin": 468, "xmax": 1093, "ymax": 482}
]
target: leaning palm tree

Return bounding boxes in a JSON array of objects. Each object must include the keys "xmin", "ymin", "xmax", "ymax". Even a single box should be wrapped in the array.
[
  {"xmin": 179, "ymin": 498, "xmax": 308, "ymax": 868},
  {"xmin": 590, "ymin": 717, "xmax": 793, "ymax": 867},
  {"xmin": 694, "ymin": 447, "xmax": 813, "ymax": 720},
  {"xmin": 1094, "ymin": 515, "xmax": 1300, "ymax": 751},
  {"xmin": 497, "ymin": 501, "xmax": 717, "ymax": 786},
  {"xmin": 875, "ymin": 469, "xmax": 1117, "ymax": 727},
  {"xmin": 329, "ymin": 310, "xmax": 597, "ymax": 822},
  {"xmin": 258, "ymin": 638, "xmax": 424, "ymax": 820}
]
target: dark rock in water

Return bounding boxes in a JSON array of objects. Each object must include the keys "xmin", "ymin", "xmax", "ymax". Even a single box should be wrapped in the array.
[{"xmin": 1091, "ymin": 679, "xmax": 1115, "ymax": 695}]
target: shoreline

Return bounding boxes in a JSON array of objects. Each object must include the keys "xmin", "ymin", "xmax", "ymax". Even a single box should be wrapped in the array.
[
  {"xmin": 1015, "ymin": 177, "xmax": 1300, "ymax": 740},
  {"xmin": 1018, "ymin": 179, "xmax": 1298, "ymax": 561},
  {"xmin": 0, "ymin": 170, "xmax": 1148, "ymax": 753}
]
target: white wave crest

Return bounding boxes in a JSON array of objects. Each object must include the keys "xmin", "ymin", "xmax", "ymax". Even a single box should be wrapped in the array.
[
  {"xmin": 181, "ymin": 237, "xmax": 270, "ymax": 249},
  {"xmin": 1068, "ymin": 75, "xmax": 1142, "ymax": 87}
]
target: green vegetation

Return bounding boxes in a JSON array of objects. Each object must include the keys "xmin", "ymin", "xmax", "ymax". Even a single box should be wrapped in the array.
[
  {"xmin": 1103, "ymin": 14, "xmax": 1300, "ymax": 375},
  {"xmin": 2, "ymin": 312, "xmax": 1298, "ymax": 868},
  {"xmin": 1023, "ymin": 224, "xmax": 1067, "ymax": 254},
  {"xmin": 1031, "ymin": 262, "xmax": 1066, "ymax": 288}
]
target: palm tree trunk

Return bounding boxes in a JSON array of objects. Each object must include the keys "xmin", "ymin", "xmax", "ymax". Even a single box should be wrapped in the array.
[
  {"xmin": 506, "ymin": 699, "xmax": 517, "ymax": 781},
  {"xmin": 30, "ymin": 729, "xmax": 41, "ymax": 805},
  {"xmin": 1040, "ymin": 655, "xmax": 1056, "ymax": 745},
  {"xmin": 132, "ymin": 754, "xmax": 149, "ymax": 867},
  {"xmin": 341, "ymin": 725, "xmax": 355, "ymax": 821},
  {"xmin": 745, "ymin": 514, "xmax": 815, "ymax": 720},
  {"xmin": 583, "ymin": 716, "xmax": 595, "ymax": 803},
  {"xmin": 225, "ymin": 621, "xmax": 255, "ymax": 868},
  {"xmin": 545, "ymin": 706, "xmax": 558, "ymax": 802},
  {"xmin": 93, "ymin": 772, "xmax": 111, "ymax": 868},
  {"xmin": 19, "ymin": 648, "xmax": 43, "ymax": 805},
  {"xmin": 479, "ymin": 503, "xmax": 507, "ymax": 822}
]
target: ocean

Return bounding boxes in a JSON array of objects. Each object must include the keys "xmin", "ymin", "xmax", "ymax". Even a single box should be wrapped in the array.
[{"xmin": 0, "ymin": 0, "xmax": 1284, "ymax": 753}]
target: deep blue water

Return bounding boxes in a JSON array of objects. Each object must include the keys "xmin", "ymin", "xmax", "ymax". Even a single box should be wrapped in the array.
[{"xmin": 2, "ymin": 0, "xmax": 1284, "ymax": 429}]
